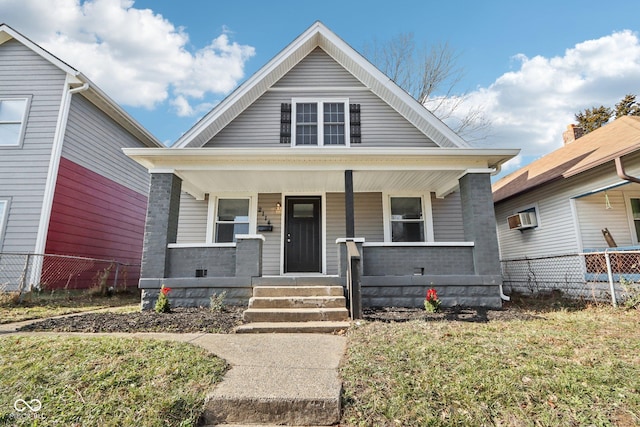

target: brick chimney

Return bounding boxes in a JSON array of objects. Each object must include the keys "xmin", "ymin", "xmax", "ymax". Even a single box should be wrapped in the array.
[{"xmin": 563, "ymin": 124, "xmax": 584, "ymax": 145}]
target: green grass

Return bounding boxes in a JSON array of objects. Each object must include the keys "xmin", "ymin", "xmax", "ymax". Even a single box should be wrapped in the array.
[
  {"xmin": 0, "ymin": 290, "xmax": 140, "ymax": 324},
  {"xmin": 341, "ymin": 307, "xmax": 640, "ymax": 426},
  {"xmin": 0, "ymin": 336, "xmax": 227, "ymax": 426}
]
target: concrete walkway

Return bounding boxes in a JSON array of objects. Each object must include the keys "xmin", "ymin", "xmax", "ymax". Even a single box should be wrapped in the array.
[{"xmin": 1, "ymin": 314, "xmax": 347, "ymax": 426}]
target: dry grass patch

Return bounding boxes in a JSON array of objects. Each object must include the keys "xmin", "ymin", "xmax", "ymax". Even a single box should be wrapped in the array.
[
  {"xmin": 0, "ymin": 336, "xmax": 226, "ymax": 426},
  {"xmin": 0, "ymin": 289, "xmax": 140, "ymax": 324},
  {"xmin": 341, "ymin": 307, "xmax": 640, "ymax": 426}
]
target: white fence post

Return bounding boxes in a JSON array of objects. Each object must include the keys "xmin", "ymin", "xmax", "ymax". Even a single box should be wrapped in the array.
[{"xmin": 603, "ymin": 250, "xmax": 618, "ymax": 307}]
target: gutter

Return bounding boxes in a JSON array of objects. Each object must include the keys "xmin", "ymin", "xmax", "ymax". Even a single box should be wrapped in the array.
[{"xmin": 615, "ymin": 157, "xmax": 640, "ymax": 184}]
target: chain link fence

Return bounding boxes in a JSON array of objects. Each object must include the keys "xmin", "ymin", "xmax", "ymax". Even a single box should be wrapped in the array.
[
  {"xmin": 0, "ymin": 252, "xmax": 140, "ymax": 295},
  {"xmin": 501, "ymin": 249, "xmax": 640, "ymax": 306}
]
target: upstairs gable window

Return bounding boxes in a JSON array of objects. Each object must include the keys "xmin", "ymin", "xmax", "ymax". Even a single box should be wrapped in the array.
[
  {"xmin": 0, "ymin": 98, "xmax": 29, "ymax": 147},
  {"xmin": 292, "ymin": 99, "xmax": 348, "ymax": 146}
]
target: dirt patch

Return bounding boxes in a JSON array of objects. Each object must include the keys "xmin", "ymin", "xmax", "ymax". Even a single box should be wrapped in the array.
[{"xmin": 18, "ymin": 306, "xmax": 244, "ymax": 334}]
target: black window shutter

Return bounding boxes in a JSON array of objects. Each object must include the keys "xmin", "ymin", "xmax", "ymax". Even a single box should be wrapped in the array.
[
  {"xmin": 280, "ymin": 103, "xmax": 291, "ymax": 144},
  {"xmin": 350, "ymin": 104, "xmax": 361, "ymax": 144}
]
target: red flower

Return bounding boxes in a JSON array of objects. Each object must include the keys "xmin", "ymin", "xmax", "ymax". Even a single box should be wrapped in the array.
[
  {"xmin": 426, "ymin": 288, "xmax": 438, "ymax": 301},
  {"xmin": 161, "ymin": 286, "xmax": 171, "ymax": 295}
]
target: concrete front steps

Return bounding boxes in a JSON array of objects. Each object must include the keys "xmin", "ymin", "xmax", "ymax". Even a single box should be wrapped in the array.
[{"xmin": 237, "ymin": 282, "xmax": 350, "ymax": 334}]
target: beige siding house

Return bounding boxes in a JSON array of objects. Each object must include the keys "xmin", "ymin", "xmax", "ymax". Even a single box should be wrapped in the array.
[
  {"xmin": 494, "ymin": 116, "xmax": 640, "ymax": 295},
  {"xmin": 126, "ymin": 22, "xmax": 517, "ymax": 311}
]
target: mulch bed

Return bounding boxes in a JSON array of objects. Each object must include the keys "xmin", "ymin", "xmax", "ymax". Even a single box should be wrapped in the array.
[
  {"xmin": 16, "ymin": 300, "xmax": 553, "ymax": 334},
  {"xmin": 18, "ymin": 306, "xmax": 245, "ymax": 334}
]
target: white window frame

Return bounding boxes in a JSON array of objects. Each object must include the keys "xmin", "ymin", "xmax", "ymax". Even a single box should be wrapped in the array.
[
  {"xmin": 623, "ymin": 193, "xmax": 640, "ymax": 244},
  {"xmin": 382, "ymin": 192, "xmax": 434, "ymax": 243},
  {"xmin": 0, "ymin": 97, "xmax": 30, "ymax": 147},
  {"xmin": 291, "ymin": 98, "xmax": 350, "ymax": 147},
  {"xmin": 206, "ymin": 194, "xmax": 257, "ymax": 244},
  {"xmin": 0, "ymin": 199, "xmax": 9, "ymax": 248}
]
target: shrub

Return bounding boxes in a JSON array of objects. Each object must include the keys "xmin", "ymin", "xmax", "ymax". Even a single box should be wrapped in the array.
[
  {"xmin": 154, "ymin": 285, "xmax": 172, "ymax": 313},
  {"xmin": 210, "ymin": 291, "xmax": 227, "ymax": 313}
]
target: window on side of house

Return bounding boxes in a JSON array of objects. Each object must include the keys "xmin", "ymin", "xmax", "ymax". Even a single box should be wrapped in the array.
[
  {"xmin": 0, "ymin": 98, "xmax": 29, "ymax": 147},
  {"xmin": 292, "ymin": 99, "xmax": 348, "ymax": 146},
  {"xmin": 215, "ymin": 198, "xmax": 250, "ymax": 243},
  {"xmin": 628, "ymin": 198, "xmax": 640, "ymax": 243},
  {"xmin": 390, "ymin": 196, "xmax": 425, "ymax": 242}
]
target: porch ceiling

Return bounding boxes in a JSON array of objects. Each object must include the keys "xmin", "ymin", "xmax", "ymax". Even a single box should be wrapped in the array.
[
  {"xmin": 124, "ymin": 146, "xmax": 519, "ymax": 199},
  {"xmin": 176, "ymin": 169, "xmax": 466, "ymax": 198}
]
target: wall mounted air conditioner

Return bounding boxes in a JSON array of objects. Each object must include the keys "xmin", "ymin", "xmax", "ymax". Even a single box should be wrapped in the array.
[{"xmin": 507, "ymin": 212, "xmax": 537, "ymax": 230}]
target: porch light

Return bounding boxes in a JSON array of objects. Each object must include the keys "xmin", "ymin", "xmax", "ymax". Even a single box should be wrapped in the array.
[{"xmin": 276, "ymin": 202, "xmax": 282, "ymax": 212}]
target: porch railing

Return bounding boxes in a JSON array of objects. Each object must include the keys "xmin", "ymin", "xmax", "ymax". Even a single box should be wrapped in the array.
[{"xmin": 346, "ymin": 240, "xmax": 362, "ymax": 319}]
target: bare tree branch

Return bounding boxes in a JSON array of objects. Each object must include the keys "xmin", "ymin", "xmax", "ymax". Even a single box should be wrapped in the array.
[{"xmin": 363, "ymin": 34, "xmax": 490, "ymax": 140}]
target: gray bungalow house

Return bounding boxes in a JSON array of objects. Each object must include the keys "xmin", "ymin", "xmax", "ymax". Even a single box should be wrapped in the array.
[{"xmin": 125, "ymin": 22, "xmax": 518, "ymax": 312}]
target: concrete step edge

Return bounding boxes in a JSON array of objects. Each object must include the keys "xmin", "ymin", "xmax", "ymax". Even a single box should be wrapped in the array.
[
  {"xmin": 248, "ymin": 296, "xmax": 346, "ymax": 309},
  {"xmin": 202, "ymin": 395, "xmax": 341, "ymax": 425},
  {"xmin": 253, "ymin": 286, "xmax": 344, "ymax": 297},
  {"xmin": 235, "ymin": 321, "xmax": 350, "ymax": 334}
]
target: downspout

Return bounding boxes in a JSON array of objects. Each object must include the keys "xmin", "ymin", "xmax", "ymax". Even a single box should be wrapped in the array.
[
  {"xmin": 31, "ymin": 78, "xmax": 89, "ymax": 287},
  {"xmin": 615, "ymin": 157, "xmax": 640, "ymax": 184},
  {"xmin": 490, "ymin": 160, "xmax": 510, "ymax": 301},
  {"xmin": 499, "ymin": 282, "xmax": 510, "ymax": 302}
]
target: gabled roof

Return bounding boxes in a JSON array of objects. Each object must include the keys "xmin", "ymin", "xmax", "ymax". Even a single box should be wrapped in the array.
[
  {"xmin": 493, "ymin": 116, "xmax": 640, "ymax": 203},
  {"xmin": 0, "ymin": 23, "xmax": 161, "ymax": 147},
  {"xmin": 174, "ymin": 21, "xmax": 469, "ymax": 149}
]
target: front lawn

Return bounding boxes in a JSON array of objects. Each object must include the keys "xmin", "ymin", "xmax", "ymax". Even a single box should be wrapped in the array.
[
  {"xmin": 0, "ymin": 290, "xmax": 140, "ymax": 324},
  {"xmin": 341, "ymin": 307, "xmax": 640, "ymax": 426},
  {"xmin": 0, "ymin": 336, "xmax": 226, "ymax": 426}
]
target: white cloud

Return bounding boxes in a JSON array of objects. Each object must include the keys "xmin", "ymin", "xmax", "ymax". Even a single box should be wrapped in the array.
[
  {"xmin": 446, "ymin": 30, "xmax": 640, "ymax": 171},
  {"xmin": 0, "ymin": 0, "xmax": 255, "ymax": 112}
]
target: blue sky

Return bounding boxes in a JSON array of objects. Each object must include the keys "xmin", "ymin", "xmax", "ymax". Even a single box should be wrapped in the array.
[{"xmin": 2, "ymin": 0, "xmax": 640, "ymax": 176}]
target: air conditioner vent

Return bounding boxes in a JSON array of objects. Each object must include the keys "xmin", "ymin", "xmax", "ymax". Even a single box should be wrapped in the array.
[{"xmin": 507, "ymin": 212, "xmax": 537, "ymax": 230}]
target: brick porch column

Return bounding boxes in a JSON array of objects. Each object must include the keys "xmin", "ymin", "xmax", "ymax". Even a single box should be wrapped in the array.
[
  {"xmin": 140, "ymin": 173, "xmax": 182, "ymax": 279},
  {"xmin": 459, "ymin": 172, "xmax": 501, "ymax": 276}
]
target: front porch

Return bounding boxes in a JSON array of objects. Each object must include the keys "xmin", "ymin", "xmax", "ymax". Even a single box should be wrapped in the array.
[
  {"xmin": 129, "ymin": 147, "xmax": 511, "ymax": 311},
  {"xmin": 139, "ymin": 238, "xmax": 502, "ymax": 309}
]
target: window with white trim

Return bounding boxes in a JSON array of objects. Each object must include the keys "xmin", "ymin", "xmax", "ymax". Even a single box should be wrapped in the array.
[
  {"xmin": 215, "ymin": 198, "xmax": 250, "ymax": 243},
  {"xmin": 390, "ymin": 197, "xmax": 425, "ymax": 242},
  {"xmin": 628, "ymin": 197, "xmax": 640, "ymax": 243},
  {"xmin": 0, "ymin": 98, "xmax": 29, "ymax": 146},
  {"xmin": 292, "ymin": 99, "xmax": 348, "ymax": 146}
]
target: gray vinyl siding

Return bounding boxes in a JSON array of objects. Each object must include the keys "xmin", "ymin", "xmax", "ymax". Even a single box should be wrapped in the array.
[
  {"xmin": 62, "ymin": 94, "xmax": 150, "ymax": 195},
  {"xmin": 205, "ymin": 48, "xmax": 437, "ymax": 148},
  {"xmin": 258, "ymin": 193, "xmax": 282, "ymax": 275},
  {"xmin": 432, "ymin": 191, "xmax": 465, "ymax": 241},
  {"xmin": 574, "ymin": 188, "xmax": 636, "ymax": 249},
  {"xmin": 355, "ymin": 193, "xmax": 384, "ymax": 242},
  {"xmin": 325, "ymin": 192, "xmax": 385, "ymax": 274},
  {"xmin": 325, "ymin": 193, "xmax": 345, "ymax": 275},
  {"xmin": 274, "ymin": 47, "xmax": 363, "ymax": 87},
  {"xmin": 176, "ymin": 192, "xmax": 208, "ymax": 243},
  {"xmin": 0, "ymin": 39, "xmax": 65, "ymax": 252},
  {"xmin": 495, "ymin": 155, "xmax": 640, "ymax": 259}
]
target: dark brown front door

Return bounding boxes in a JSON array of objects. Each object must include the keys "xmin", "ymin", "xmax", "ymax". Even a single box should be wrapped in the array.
[{"xmin": 284, "ymin": 197, "xmax": 321, "ymax": 273}]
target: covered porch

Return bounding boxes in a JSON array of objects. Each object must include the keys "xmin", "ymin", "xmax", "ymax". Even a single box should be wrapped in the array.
[{"xmin": 125, "ymin": 147, "xmax": 516, "ymax": 309}]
